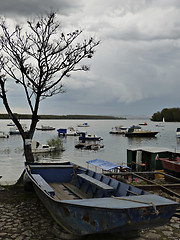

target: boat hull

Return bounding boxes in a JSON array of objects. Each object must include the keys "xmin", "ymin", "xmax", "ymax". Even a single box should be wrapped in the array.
[
  {"xmin": 125, "ymin": 132, "xmax": 158, "ymax": 137},
  {"xmin": 160, "ymin": 158, "xmax": 180, "ymax": 177},
  {"xmin": 36, "ymin": 128, "xmax": 55, "ymax": 131},
  {"xmin": 25, "ymin": 162, "xmax": 179, "ymax": 236},
  {"xmin": 31, "ymin": 182, "xmax": 177, "ymax": 236}
]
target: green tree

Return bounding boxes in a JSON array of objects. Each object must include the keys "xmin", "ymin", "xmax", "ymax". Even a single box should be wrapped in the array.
[
  {"xmin": 0, "ymin": 12, "xmax": 100, "ymax": 162},
  {"xmin": 152, "ymin": 108, "xmax": 180, "ymax": 122},
  {"xmin": 151, "ymin": 111, "xmax": 161, "ymax": 121}
]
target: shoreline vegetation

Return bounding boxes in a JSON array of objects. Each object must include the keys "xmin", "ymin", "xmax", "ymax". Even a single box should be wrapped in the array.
[
  {"xmin": 0, "ymin": 114, "xmax": 125, "ymax": 120},
  {"xmin": 151, "ymin": 108, "xmax": 180, "ymax": 122}
]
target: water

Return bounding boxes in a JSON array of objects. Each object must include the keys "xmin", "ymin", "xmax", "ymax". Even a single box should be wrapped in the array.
[{"xmin": 0, "ymin": 118, "xmax": 180, "ymax": 183}]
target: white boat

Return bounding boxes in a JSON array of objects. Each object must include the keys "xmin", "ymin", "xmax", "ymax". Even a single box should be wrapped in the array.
[
  {"xmin": 36, "ymin": 125, "xmax": 55, "ymax": 131},
  {"xmin": 79, "ymin": 132, "xmax": 103, "ymax": 141},
  {"xmin": 139, "ymin": 122, "xmax": 147, "ymax": 126},
  {"xmin": 57, "ymin": 127, "xmax": 79, "ymax": 136},
  {"xmin": 77, "ymin": 122, "xmax": 89, "ymax": 127},
  {"xmin": 176, "ymin": 128, "xmax": 180, "ymax": 137},
  {"xmin": 0, "ymin": 131, "xmax": 9, "ymax": 138},
  {"xmin": 109, "ymin": 126, "xmax": 128, "ymax": 134},
  {"xmin": 156, "ymin": 123, "xmax": 164, "ymax": 127},
  {"xmin": 31, "ymin": 140, "xmax": 55, "ymax": 153}
]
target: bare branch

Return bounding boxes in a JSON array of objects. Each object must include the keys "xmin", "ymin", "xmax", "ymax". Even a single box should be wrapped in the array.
[{"xmin": 0, "ymin": 11, "xmax": 100, "ymax": 158}]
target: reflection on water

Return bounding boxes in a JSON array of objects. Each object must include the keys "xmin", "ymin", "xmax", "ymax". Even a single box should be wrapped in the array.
[
  {"xmin": 32, "ymin": 151, "xmax": 63, "ymax": 162},
  {"xmin": 127, "ymin": 136, "xmax": 158, "ymax": 146},
  {"xmin": 176, "ymin": 136, "xmax": 180, "ymax": 145},
  {"xmin": 0, "ymin": 119, "xmax": 180, "ymax": 182}
]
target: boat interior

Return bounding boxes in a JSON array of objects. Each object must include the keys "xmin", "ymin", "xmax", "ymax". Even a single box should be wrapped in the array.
[{"xmin": 27, "ymin": 162, "xmax": 147, "ymax": 201}]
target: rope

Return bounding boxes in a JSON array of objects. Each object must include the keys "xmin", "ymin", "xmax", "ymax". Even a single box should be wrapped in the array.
[
  {"xmin": 112, "ymin": 196, "xmax": 159, "ymax": 215},
  {"xmin": 71, "ymin": 164, "xmax": 79, "ymax": 183}
]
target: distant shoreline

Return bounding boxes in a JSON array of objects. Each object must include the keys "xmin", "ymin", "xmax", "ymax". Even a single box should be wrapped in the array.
[{"xmin": 0, "ymin": 114, "xmax": 126, "ymax": 120}]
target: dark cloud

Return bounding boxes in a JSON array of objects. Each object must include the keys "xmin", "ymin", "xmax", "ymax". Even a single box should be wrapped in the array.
[
  {"xmin": 0, "ymin": 0, "xmax": 82, "ymax": 17},
  {"xmin": 1, "ymin": 0, "xmax": 180, "ymax": 117}
]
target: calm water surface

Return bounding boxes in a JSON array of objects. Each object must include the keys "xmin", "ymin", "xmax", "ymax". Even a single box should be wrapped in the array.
[{"xmin": 0, "ymin": 119, "xmax": 180, "ymax": 182}]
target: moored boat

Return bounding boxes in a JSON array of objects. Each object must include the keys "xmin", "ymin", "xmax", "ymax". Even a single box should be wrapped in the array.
[
  {"xmin": 109, "ymin": 126, "xmax": 128, "ymax": 134},
  {"xmin": 139, "ymin": 122, "xmax": 147, "ymax": 126},
  {"xmin": 77, "ymin": 122, "xmax": 89, "ymax": 127},
  {"xmin": 31, "ymin": 140, "xmax": 56, "ymax": 153},
  {"xmin": 9, "ymin": 124, "xmax": 28, "ymax": 135},
  {"xmin": 159, "ymin": 157, "xmax": 180, "ymax": 177},
  {"xmin": 24, "ymin": 162, "xmax": 179, "ymax": 237},
  {"xmin": 125, "ymin": 125, "xmax": 158, "ymax": 137},
  {"xmin": 36, "ymin": 125, "xmax": 55, "ymax": 131},
  {"xmin": 79, "ymin": 132, "xmax": 102, "ymax": 141},
  {"xmin": 176, "ymin": 128, "xmax": 180, "ymax": 137},
  {"xmin": 75, "ymin": 142, "xmax": 104, "ymax": 150},
  {"xmin": 7, "ymin": 122, "xmax": 15, "ymax": 126},
  {"xmin": 156, "ymin": 123, "xmax": 164, "ymax": 127},
  {"xmin": 0, "ymin": 131, "xmax": 9, "ymax": 138},
  {"xmin": 57, "ymin": 127, "xmax": 79, "ymax": 136}
]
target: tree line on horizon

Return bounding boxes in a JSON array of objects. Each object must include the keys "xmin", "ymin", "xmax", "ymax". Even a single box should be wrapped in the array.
[
  {"xmin": 151, "ymin": 108, "xmax": 180, "ymax": 122},
  {"xmin": 0, "ymin": 113, "xmax": 124, "ymax": 120}
]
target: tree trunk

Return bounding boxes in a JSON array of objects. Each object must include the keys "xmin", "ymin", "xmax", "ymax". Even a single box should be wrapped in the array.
[{"xmin": 23, "ymin": 139, "xmax": 34, "ymax": 163}]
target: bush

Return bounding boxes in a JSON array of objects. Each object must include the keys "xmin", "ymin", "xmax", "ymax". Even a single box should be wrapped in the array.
[{"xmin": 47, "ymin": 137, "xmax": 64, "ymax": 151}]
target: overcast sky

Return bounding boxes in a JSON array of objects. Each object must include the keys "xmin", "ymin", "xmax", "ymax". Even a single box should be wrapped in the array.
[{"xmin": 0, "ymin": 0, "xmax": 180, "ymax": 117}]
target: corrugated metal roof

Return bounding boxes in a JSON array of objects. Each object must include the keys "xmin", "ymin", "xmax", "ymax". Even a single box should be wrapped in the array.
[
  {"xmin": 86, "ymin": 159, "xmax": 119, "ymax": 170},
  {"xmin": 127, "ymin": 146, "xmax": 180, "ymax": 154}
]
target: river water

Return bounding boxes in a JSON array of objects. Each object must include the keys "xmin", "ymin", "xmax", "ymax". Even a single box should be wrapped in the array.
[{"xmin": 0, "ymin": 118, "xmax": 180, "ymax": 183}]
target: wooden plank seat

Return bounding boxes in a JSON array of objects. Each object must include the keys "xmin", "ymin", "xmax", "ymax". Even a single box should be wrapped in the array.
[
  {"xmin": 77, "ymin": 173, "xmax": 114, "ymax": 196},
  {"xmin": 63, "ymin": 182, "xmax": 90, "ymax": 199},
  {"xmin": 50, "ymin": 183, "xmax": 75, "ymax": 200},
  {"xmin": 32, "ymin": 174, "xmax": 55, "ymax": 197}
]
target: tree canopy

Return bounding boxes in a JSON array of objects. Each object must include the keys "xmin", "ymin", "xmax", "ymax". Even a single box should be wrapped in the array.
[
  {"xmin": 0, "ymin": 11, "xmax": 100, "ymax": 162},
  {"xmin": 151, "ymin": 108, "xmax": 180, "ymax": 122}
]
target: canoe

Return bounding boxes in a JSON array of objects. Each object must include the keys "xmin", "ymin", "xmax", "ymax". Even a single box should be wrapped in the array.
[{"xmin": 24, "ymin": 162, "xmax": 179, "ymax": 237}]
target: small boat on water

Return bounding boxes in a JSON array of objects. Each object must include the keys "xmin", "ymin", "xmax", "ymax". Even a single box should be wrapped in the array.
[
  {"xmin": 9, "ymin": 124, "xmax": 28, "ymax": 135},
  {"xmin": 156, "ymin": 123, "xmax": 164, "ymax": 127},
  {"xmin": 79, "ymin": 132, "xmax": 102, "ymax": 141},
  {"xmin": 156, "ymin": 118, "xmax": 165, "ymax": 127},
  {"xmin": 109, "ymin": 126, "xmax": 128, "ymax": 134},
  {"xmin": 36, "ymin": 125, "xmax": 55, "ymax": 131},
  {"xmin": 139, "ymin": 122, "xmax": 147, "ymax": 126},
  {"xmin": 75, "ymin": 142, "xmax": 104, "ymax": 150},
  {"xmin": 125, "ymin": 125, "xmax": 158, "ymax": 137},
  {"xmin": 31, "ymin": 140, "xmax": 55, "ymax": 153},
  {"xmin": 176, "ymin": 128, "xmax": 180, "ymax": 137},
  {"xmin": 0, "ymin": 131, "xmax": 9, "ymax": 138},
  {"xmin": 77, "ymin": 122, "xmax": 89, "ymax": 127},
  {"xmin": 57, "ymin": 127, "xmax": 79, "ymax": 136},
  {"xmin": 24, "ymin": 161, "xmax": 179, "ymax": 237},
  {"xmin": 7, "ymin": 122, "xmax": 15, "ymax": 126}
]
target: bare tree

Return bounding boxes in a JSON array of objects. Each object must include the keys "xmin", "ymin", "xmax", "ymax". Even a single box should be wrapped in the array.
[{"xmin": 0, "ymin": 12, "xmax": 100, "ymax": 162}]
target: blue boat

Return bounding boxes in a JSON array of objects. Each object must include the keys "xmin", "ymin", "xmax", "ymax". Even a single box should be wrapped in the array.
[
  {"xmin": 57, "ymin": 127, "xmax": 78, "ymax": 136},
  {"xmin": 79, "ymin": 132, "xmax": 102, "ymax": 141},
  {"xmin": 24, "ymin": 161, "xmax": 179, "ymax": 237}
]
